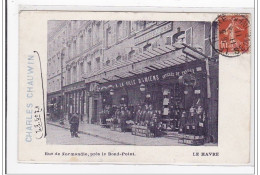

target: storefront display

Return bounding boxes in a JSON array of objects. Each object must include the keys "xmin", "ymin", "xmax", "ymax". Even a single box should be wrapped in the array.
[{"xmin": 88, "ymin": 59, "xmax": 215, "ymax": 143}]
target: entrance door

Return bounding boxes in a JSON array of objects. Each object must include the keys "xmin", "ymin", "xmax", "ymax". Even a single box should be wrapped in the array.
[
  {"xmin": 89, "ymin": 97, "xmax": 93, "ymax": 123},
  {"xmin": 93, "ymin": 100, "xmax": 98, "ymax": 124}
]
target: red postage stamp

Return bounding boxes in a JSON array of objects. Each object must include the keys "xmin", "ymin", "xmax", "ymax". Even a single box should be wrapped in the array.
[{"xmin": 217, "ymin": 14, "xmax": 250, "ymax": 57}]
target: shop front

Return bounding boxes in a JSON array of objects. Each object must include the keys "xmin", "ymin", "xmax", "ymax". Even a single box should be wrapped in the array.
[
  {"xmin": 63, "ymin": 81, "xmax": 89, "ymax": 123},
  {"xmin": 84, "ymin": 43, "xmax": 218, "ymax": 144},
  {"xmin": 92, "ymin": 59, "xmax": 215, "ymax": 143}
]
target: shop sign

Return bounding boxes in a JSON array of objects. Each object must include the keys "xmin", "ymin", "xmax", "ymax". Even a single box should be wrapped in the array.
[
  {"xmin": 98, "ymin": 74, "xmax": 160, "ymax": 91},
  {"xmin": 134, "ymin": 22, "xmax": 172, "ymax": 45},
  {"xmin": 98, "ymin": 61, "xmax": 206, "ymax": 92},
  {"xmin": 162, "ymin": 68, "xmax": 195, "ymax": 79}
]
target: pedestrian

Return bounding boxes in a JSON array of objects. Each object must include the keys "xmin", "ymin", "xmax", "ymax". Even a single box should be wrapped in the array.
[{"xmin": 69, "ymin": 113, "xmax": 80, "ymax": 138}]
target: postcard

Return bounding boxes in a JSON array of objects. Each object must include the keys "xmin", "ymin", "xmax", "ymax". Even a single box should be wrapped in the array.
[{"xmin": 18, "ymin": 11, "xmax": 252, "ymax": 164}]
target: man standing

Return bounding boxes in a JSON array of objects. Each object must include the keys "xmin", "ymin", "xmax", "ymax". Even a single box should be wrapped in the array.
[{"xmin": 69, "ymin": 113, "xmax": 80, "ymax": 138}]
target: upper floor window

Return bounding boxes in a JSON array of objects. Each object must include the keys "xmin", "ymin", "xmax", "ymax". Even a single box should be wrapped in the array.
[
  {"xmin": 72, "ymin": 66, "xmax": 77, "ymax": 83},
  {"xmin": 79, "ymin": 35, "xmax": 84, "ymax": 52},
  {"xmin": 204, "ymin": 22, "xmax": 212, "ymax": 57},
  {"xmin": 87, "ymin": 61, "xmax": 92, "ymax": 73},
  {"xmin": 128, "ymin": 50, "xmax": 135, "ymax": 60},
  {"xmin": 143, "ymin": 43, "xmax": 151, "ymax": 52},
  {"xmin": 116, "ymin": 55, "xmax": 122, "ymax": 62},
  {"xmin": 106, "ymin": 60, "xmax": 111, "ymax": 66},
  {"xmin": 106, "ymin": 27, "xmax": 112, "ymax": 48},
  {"xmin": 87, "ymin": 29, "xmax": 92, "ymax": 48},
  {"xmin": 145, "ymin": 21, "xmax": 156, "ymax": 28},
  {"xmin": 96, "ymin": 57, "xmax": 100, "ymax": 70},
  {"xmin": 172, "ymin": 27, "xmax": 185, "ymax": 44},
  {"xmin": 136, "ymin": 21, "xmax": 145, "ymax": 32},
  {"xmin": 117, "ymin": 21, "xmax": 123, "ymax": 40},
  {"xmin": 185, "ymin": 27, "xmax": 193, "ymax": 46},
  {"xmin": 94, "ymin": 22, "xmax": 101, "ymax": 44}
]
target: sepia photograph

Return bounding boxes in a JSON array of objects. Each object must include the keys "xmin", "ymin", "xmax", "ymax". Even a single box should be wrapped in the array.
[{"xmin": 46, "ymin": 20, "xmax": 219, "ymax": 146}]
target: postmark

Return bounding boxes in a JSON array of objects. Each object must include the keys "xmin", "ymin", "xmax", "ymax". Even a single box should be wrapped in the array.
[{"xmin": 210, "ymin": 14, "xmax": 250, "ymax": 57}]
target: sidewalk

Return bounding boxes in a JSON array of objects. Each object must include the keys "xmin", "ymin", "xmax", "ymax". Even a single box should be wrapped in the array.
[{"xmin": 47, "ymin": 120, "xmax": 184, "ymax": 146}]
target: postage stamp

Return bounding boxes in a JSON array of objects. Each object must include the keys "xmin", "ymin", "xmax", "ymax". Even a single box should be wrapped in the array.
[{"xmin": 211, "ymin": 14, "xmax": 250, "ymax": 57}]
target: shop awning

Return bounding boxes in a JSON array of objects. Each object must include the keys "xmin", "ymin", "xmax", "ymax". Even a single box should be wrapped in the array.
[{"xmin": 83, "ymin": 43, "xmax": 208, "ymax": 84}]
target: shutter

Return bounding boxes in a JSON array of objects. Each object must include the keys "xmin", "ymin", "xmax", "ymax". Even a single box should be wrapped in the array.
[
  {"xmin": 165, "ymin": 36, "xmax": 172, "ymax": 45},
  {"xmin": 152, "ymin": 42, "xmax": 158, "ymax": 48},
  {"xmin": 185, "ymin": 27, "xmax": 193, "ymax": 46},
  {"xmin": 204, "ymin": 23, "xmax": 212, "ymax": 57},
  {"xmin": 204, "ymin": 38, "xmax": 211, "ymax": 57}
]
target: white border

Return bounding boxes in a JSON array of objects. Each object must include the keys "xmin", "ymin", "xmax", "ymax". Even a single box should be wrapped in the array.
[{"xmin": 6, "ymin": 0, "xmax": 256, "ymax": 174}]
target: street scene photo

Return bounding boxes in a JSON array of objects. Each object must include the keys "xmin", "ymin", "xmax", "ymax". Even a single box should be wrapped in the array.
[{"xmin": 47, "ymin": 20, "xmax": 219, "ymax": 146}]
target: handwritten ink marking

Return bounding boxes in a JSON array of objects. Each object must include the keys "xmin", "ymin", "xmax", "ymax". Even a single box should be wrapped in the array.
[
  {"xmin": 34, "ymin": 106, "xmax": 43, "ymax": 139},
  {"xmin": 34, "ymin": 51, "xmax": 47, "ymax": 137}
]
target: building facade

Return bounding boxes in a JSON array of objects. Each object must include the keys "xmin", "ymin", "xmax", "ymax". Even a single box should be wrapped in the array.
[{"xmin": 47, "ymin": 20, "xmax": 218, "ymax": 143}]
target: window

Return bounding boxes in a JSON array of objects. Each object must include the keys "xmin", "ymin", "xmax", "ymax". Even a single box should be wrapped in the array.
[
  {"xmin": 145, "ymin": 21, "xmax": 156, "ymax": 28},
  {"xmin": 136, "ymin": 21, "xmax": 145, "ymax": 31},
  {"xmin": 130, "ymin": 21, "xmax": 137, "ymax": 33},
  {"xmin": 79, "ymin": 35, "xmax": 84, "ymax": 52},
  {"xmin": 116, "ymin": 55, "xmax": 122, "ymax": 62},
  {"xmin": 117, "ymin": 21, "xmax": 123, "ymax": 40},
  {"xmin": 73, "ymin": 40, "xmax": 76, "ymax": 57},
  {"xmin": 94, "ymin": 22, "xmax": 101, "ymax": 44},
  {"xmin": 73, "ymin": 66, "xmax": 76, "ymax": 83},
  {"xmin": 80, "ymin": 62, "xmax": 84, "ymax": 75},
  {"xmin": 67, "ymin": 69, "xmax": 71, "ymax": 84},
  {"xmin": 57, "ymin": 79, "xmax": 60, "ymax": 90},
  {"xmin": 106, "ymin": 27, "xmax": 112, "ymax": 48},
  {"xmin": 173, "ymin": 27, "xmax": 185, "ymax": 44},
  {"xmin": 96, "ymin": 57, "xmax": 100, "ymax": 70},
  {"xmin": 87, "ymin": 61, "xmax": 92, "ymax": 73},
  {"xmin": 87, "ymin": 29, "xmax": 92, "ymax": 48},
  {"xmin": 106, "ymin": 60, "xmax": 111, "ymax": 66},
  {"xmin": 143, "ymin": 43, "xmax": 151, "ymax": 52},
  {"xmin": 128, "ymin": 50, "xmax": 135, "ymax": 60},
  {"xmin": 204, "ymin": 22, "xmax": 211, "ymax": 56},
  {"xmin": 185, "ymin": 27, "xmax": 193, "ymax": 46}
]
